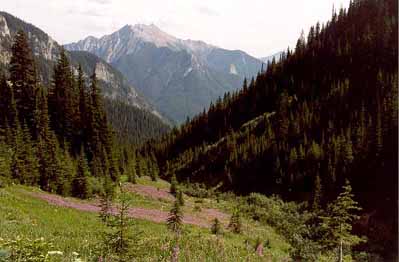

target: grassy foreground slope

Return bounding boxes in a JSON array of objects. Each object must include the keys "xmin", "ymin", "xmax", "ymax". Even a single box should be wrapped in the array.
[{"xmin": 0, "ymin": 178, "xmax": 290, "ymax": 261}]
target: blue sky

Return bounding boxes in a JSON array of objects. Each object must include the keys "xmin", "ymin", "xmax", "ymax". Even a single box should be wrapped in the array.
[{"xmin": 3, "ymin": 0, "xmax": 350, "ymax": 57}]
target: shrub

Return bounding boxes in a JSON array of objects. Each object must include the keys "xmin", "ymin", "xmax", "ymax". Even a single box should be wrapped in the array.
[
  {"xmin": 228, "ymin": 210, "xmax": 242, "ymax": 234},
  {"xmin": 211, "ymin": 218, "xmax": 223, "ymax": 235}
]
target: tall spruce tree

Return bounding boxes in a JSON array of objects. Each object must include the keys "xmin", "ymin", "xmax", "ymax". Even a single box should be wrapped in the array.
[
  {"xmin": 0, "ymin": 73, "xmax": 15, "ymax": 128},
  {"xmin": 72, "ymin": 148, "xmax": 90, "ymax": 199},
  {"xmin": 9, "ymin": 30, "xmax": 38, "ymax": 136},
  {"xmin": 36, "ymin": 87, "xmax": 62, "ymax": 192},
  {"xmin": 49, "ymin": 48, "xmax": 75, "ymax": 147},
  {"xmin": 77, "ymin": 65, "xmax": 87, "ymax": 150},
  {"xmin": 11, "ymin": 120, "xmax": 38, "ymax": 185}
]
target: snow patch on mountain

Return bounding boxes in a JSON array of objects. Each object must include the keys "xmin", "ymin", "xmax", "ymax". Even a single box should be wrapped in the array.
[
  {"xmin": 184, "ymin": 67, "xmax": 193, "ymax": 77},
  {"xmin": 229, "ymin": 64, "xmax": 238, "ymax": 75},
  {"xmin": 0, "ymin": 15, "xmax": 10, "ymax": 37}
]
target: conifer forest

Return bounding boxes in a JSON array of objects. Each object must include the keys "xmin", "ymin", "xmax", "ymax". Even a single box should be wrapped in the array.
[{"xmin": 0, "ymin": 0, "xmax": 397, "ymax": 261}]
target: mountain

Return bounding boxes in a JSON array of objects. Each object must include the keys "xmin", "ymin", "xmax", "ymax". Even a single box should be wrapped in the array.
[
  {"xmin": 0, "ymin": 11, "xmax": 162, "ymax": 120},
  {"xmin": 65, "ymin": 24, "xmax": 263, "ymax": 123},
  {"xmin": 260, "ymin": 51, "xmax": 283, "ymax": 63},
  {"xmin": 152, "ymin": 0, "xmax": 397, "ymax": 258}
]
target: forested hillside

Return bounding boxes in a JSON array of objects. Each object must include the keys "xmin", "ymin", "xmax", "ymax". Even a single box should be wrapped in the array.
[
  {"xmin": 152, "ymin": 0, "xmax": 398, "ymax": 257},
  {"xmin": 0, "ymin": 30, "xmax": 163, "ymax": 199},
  {"xmin": 0, "ymin": 11, "xmax": 168, "ymax": 142},
  {"xmin": 104, "ymin": 98, "xmax": 169, "ymax": 145}
]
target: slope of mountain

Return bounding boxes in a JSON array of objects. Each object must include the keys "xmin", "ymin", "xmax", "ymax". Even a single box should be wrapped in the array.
[
  {"xmin": 152, "ymin": 0, "xmax": 397, "ymax": 258},
  {"xmin": 65, "ymin": 24, "xmax": 263, "ymax": 123},
  {"xmin": 0, "ymin": 11, "xmax": 162, "ymax": 119},
  {"xmin": 0, "ymin": 11, "xmax": 169, "ymax": 142}
]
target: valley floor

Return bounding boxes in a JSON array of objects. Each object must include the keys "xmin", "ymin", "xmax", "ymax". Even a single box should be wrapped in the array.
[{"xmin": 0, "ymin": 177, "xmax": 291, "ymax": 261}]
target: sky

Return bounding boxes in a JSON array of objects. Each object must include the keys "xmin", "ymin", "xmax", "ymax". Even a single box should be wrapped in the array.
[{"xmin": 2, "ymin": 0, "xmax": 350, "ymax": 58}]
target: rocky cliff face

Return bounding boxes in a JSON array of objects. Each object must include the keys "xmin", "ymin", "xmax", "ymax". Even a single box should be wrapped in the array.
[
  {"xmin": 66, "ymin": 24, "xmax": 263, "ymax": 123},
  {"xmin": 0, "ymin": 12, "xmax": 161, "ymax": 119}
]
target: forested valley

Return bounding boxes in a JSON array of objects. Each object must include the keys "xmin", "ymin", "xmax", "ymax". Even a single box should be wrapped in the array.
[{"xmin": 0, "ymin": 0, "xmax": 397, "ymax": 261}]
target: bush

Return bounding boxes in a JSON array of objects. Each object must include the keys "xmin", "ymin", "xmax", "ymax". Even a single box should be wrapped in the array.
[
  {"xmin": 87, "ymin": 176, "xmax": 103, "ymax": 196},
  {"xmin": 228, "ymin": 210, "xmax": 242, "ymax": 234},
  {"xmin": 238, "ymin": 193, "xmax": 321, "ymax": 260},
  {"xmin": 181, "ymin": 183, "xmax": 214, "ymax": 198},
  {"xmin": 211, "ymin": 218, "xmax": 223, "ymax": 235}
]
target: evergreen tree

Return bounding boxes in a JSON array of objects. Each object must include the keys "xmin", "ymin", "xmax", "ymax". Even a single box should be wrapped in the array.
[
  {"xmin": 72, "ymin": 149, "xmax": 90, "ymax": 199},
  {"xmin": 102, "ymin": 189, "xmax": 138, "ymax": 261},
  {"xmin": 0, "ymin": 73, "xmax": 15, "ymax": 128},
  {"xmin": 135, "ymin": 157, "xmax": 142, "ymax": 178},
  {"xmin": 77, "ymin": 64, "xmax": 87, "ymax": 149},
  {"xmin": 36, "ymin": 88, "xmax": 62, "ymax": 192},
  {"xmin": 312, "ymin": 174, "xmax": 323, "ymax": 211},
  {"xmin": 177, "ymin": 190, "xmax": 184, "ymax": 206},
  {"xmin": 9, "ymin": 30, "xmax": 38, "ymax": 136},
  {"xmin": 11, "ymin": 120, "xmax": 38, "ymax": 186},
  {"xmin": 127, "ymin": 160, "xmax": 137, "ymax": 184},
  {"xmin": 56, "ymin": 146, "xmax": 74, "ymax": 195},
  {"xmin": 320, "ymin": 180, "xmax": 364, "ymax": 261},
  {"xmin": 0, "ymin": 138, "xmax": 12, "ymax": 186},
  {"xmin": 170, "ymin": 174, "xmax": 178, "ymax": 196},
  {"xmin": 167, "ymin": 198, "xmax": 183, "ymax": 234},
  {"xmin": 99, "ymin": 176, "xmax": 115, "ymax": 223},
  {"xmin": 49, "ymin": 48, "xmax": 76, "ymax": 146}
]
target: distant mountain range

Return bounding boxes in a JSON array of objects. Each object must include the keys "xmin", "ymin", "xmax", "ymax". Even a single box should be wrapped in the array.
[
  {"xmin": 0, "ymin": 11, "xmax": 161, "ymax": 119},
  {"xmin": 65, "ymin": 24, "xmax": 264, "ymax": 123}
]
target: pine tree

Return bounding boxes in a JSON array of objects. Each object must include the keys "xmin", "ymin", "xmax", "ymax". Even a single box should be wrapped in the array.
[
  {"xmin": 167, "ymin": 198, "xmax": 183, "ymax": 234},
  {"xmin": 49, "ymin": 48, "xmax": 75, "ymax": 146},
  {"xmin": 127, "ymin": 160, "xmax": 137, "ymax": 184},
  {"xmin": 320, "ymin": 180, "xmax": 364, "ymax": 261},
  {"xmin": 9, "ymin": 30, "xmax": 38, "ymax": 136},
  {"xmin": 102, "ymin": 189, "xmax": 139, "ymax": 261},
  {"xmin": 0, "ymin": 138, "xmax": 12, "ymax": 186},
  {"xmin": 0, "ymin": 73, "xmax": 15, "ymax": 128},
  {"xmin": 77, "ymin": 64, "xmax": 87, "ymax": 149},
  {"xmin": 10, "ymin": 118, "xmax": 24, "ymax": 183},
  {"xmin": 149, "ymin": 153, "xmax": 159, "ymax": 181},
  {"xmin": 11, "ymin": 120, "xmax": 38, "ymax": 186},
  {"xmin": 135, "ymin": 157, "xmax": 142, "ymax": 177},
  {"xmin": 170, "ymin": 174, "xmax": 178, "ymax": 196},
  {"xmin": 312, "ymin": 174, "xmax": 323, "ymax": 211},
  {"xmin": 177, "ymin": 190, "xmax": 184, "ymax": 206},
  {"xmin": 72, "ymin": 149, "xmax": 90, "ymax": 199},
  {"xmin": 99, "ymin": 175, "xmax": 115, "ymax": 223},
  {"xmin": 57, "ymin": 146, "xmax": 74, "ymax": 195},
  {"xmin": 36, "ymin": 88, "xmax": 62, "ymax": 192}
]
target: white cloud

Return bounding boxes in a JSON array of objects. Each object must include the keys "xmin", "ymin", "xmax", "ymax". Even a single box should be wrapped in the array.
[{"xmin": 1, "ymin": 0, "xmax": 350, "ymax": 57}]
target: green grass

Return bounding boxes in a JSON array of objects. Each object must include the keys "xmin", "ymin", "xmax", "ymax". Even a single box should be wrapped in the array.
[
  {"xmin": 0, "ymin": 182, "xmax": 291, "ymax": 261},
  {"xmin": 135, "ymin": 175, "xmax": 171, "ymax": 189}
]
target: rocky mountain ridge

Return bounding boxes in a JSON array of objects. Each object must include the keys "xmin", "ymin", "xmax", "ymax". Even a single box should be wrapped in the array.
[
  {"xmin": 0, "ymin": 11, "xmax": 161, "ymax": 118},
  {"xmin": 66, "ymin": 24, "xmax": 263, "ymax": 123}
]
